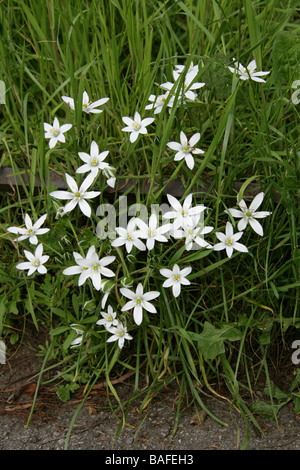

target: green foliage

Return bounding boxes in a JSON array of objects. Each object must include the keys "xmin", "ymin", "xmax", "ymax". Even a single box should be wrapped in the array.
[{"xmin": 0, "ymin": 0, "xmax": 299, "ymax": 448}]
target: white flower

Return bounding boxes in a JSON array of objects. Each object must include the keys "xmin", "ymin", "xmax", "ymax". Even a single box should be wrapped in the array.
[
  {"xmin": 228, "ymin": 59, "xmax": 270, "ymax": 83},
  {"xmin": 213, "ymin": 221, "xmax": 248, "ymax": 258},
  {"xmin": 16, "ymin": 243, "xmax": 49, "ymax": 276},
  {"xmin": 50, "ymin": 172, "xmax": 100, "ymax": 218},
  {"xmin": 122, "ymin": 111, "xmax": 154, "ymax": 143},
  {"xmin": 163, "ymin": 193, "xmax": 206, "ymax": 231},
  {"xmin": 160, "ymin": 264, "xmax": 192, "ymax": 298},
  {"xmin": 135, "ymin": 213, "xmax": 170, "ymax": 250},
  {"xmin": 167, "ymin": 131, "xmax": 204, "ymax": 170},
  {"xmin": 44, "ymin": 117, "xmax": 72, "ymax": 149},
  {"xmin": 63, "ymin": 246, "xmax": 96, "ymax": 287},
  {"xmin": 77, "ymin": 252, "xmax": 115, "ymax": 291},
  {"xmin": 96, "ymin": 305, "xmax": 118, "ymax": 329},
  {"xmin": 62, "ymin": 90, "xmax": 109, "ymax": 114},
  {"xmin": 111, "ymin": 218, "xmax": 146, "ymax": 253},
  {"xmin": 226, "ymin": 192, "xmax": 272, "ymax": 236},
  {"xmin": 64, "ymin": 246, "xmax": 115, "ymax": 291},
  {"xmin": 63, "ymin": 247, "xmax": 115, "ymax": 291},
  {"xmin": 160, "ymin": 69, "xmax": 205, "ymax": 102},
  {"xmin": 102, "ymin": 164, "xmax": 116, "ymax": 188},
  {"xmin": 174, "ymin": 61, "xmax": 199, "ymax": 75},
  {"xmin": 70, "ymin": 324, "xmax": 85, "ymax": 348},
  {"xmin": 120, "ymin": 283, "xmax": 160, "ymax": 325},
  {"xmin": 76, "ymin": 140, "xmax": 109, "ymax": 176},
  {"xmin": 145, "ymin": 92, "xmax": 175, "ymax": 114},
  {"xmin": 175, "ymin": 217, "xmax": 213, "ymax": 251},
  {"xmin": 106, "ymin": 321, "xmax": 133, "ymax": 349},
  {"xmin": 8, "ymin": 213, "xmax": 50, "ymax": 245}
]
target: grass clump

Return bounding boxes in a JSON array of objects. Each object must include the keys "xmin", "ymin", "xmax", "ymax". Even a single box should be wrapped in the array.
[{"xmin": 0, "ymin": 0, "xmax": 299, "ymax": 449}]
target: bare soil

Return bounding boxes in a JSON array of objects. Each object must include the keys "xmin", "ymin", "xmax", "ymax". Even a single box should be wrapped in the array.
[{"xmin": 1, "ymin": 339, "xmax": 299, "ymax": 451}]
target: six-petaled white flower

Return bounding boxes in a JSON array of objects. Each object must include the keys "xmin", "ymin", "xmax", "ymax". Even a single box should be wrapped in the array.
[
  {"xmin": 145, "ymin": 92, "xmax": 175, "ymax": 114},
  {"xmin": 63, "ymin": 247, "xmax": 115, "ymax": 291},
  {"xmin": 106, "ymin": 321, "xmax": 133, "ymax": 349},
  {"xmin": 111, "ymin": 218, "xmax": 146, "ymax": 253},
  {"xmin": 213, "ymin": 221, "xmax": 248, "ymax": 258},
  {"xmin": 50, "ymin": 172, "xmax": 100, "ymax": 217},
  {"xmin": 135, "ymin": 213, "xmax": 170, "ymax": 251},
  {"xmin": 161, "ymin": 69, "xmax": 205, "ymax": 103},
  {"xmin": 160, "ymin": 264, "xmax": 192, "ymax": 298},
  {"xmin": 163, "ymin": 193, "xmax": 206, "ymax": 231},
  {"xmin": 96, "ymin": 305, "xmax": 118, "ymax": 329},
  {"xmin": 122, "ymin": 111, "xmax": 154, "ymax": 143},
  {"xmin": 228, "ymin": 59, "xmax": 270, "ymax": 83},
  {"xmin": 76, "ymin": 251, "xmax": 115, "ymax": 291},
  {"xmin": 120, "ymin": 283, "xmax": 160, "ymax": 325},
  {"xmin": 44, "ymin": 117, "xmax": 72, "ymax": 149},
  {"xmin": 175, "ymin": 217, "xmax": 213, "ymax": 251},
  {"xmin": 76, "ymin": 140, "xmax": 109, "ymax": 176},
  {"xmin": 226, "ymin": 192, "xmax": 272, "ymax": 236},
  {"xmin": 63, "ymin": 246, "xmax": 95, "ymax": 286},
  {"xmin": 8, "ymin": 213, "xmax": 50, "ymax": 245},
  {"xmin": 62, "ymin": 90, "xmax": 109, "ymax": 114},
  {"xmin": 167, "ymin": 131, "xmax": 204, "ymax": 170},
  {"xmin": 16, "ymin": 243, "xmax": 49, "ymax": 276}
]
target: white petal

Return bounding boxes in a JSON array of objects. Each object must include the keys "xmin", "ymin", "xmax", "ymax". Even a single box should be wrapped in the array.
[
  {"xmin": 249, "ymin": 192, "xmax": 264, "ymax": 212},
  {"xmin": 189, "ymin": 133, "xmax": 200, "ymax": 147},
  {"xmin": 172, "ymin": 282, "xmax": 181, "ymax": 298},
  {"xmin": 78, "ymin": 199, "xmax": 91, "ymax": 217},
  {"xmin": 65, "ymin": 173, "xmax": 78, "ymax": 192},
  {"xmin": 50, "ymin": 190, "xmax": 74, "ymax": 200},
  {"xmin": 142, "ymin": 301, "xmax": 157, "ymax": 313},
  {"xmin": 249, "ymin": 218, "xmax": 264, "ymax": 236},
  {"xmin": 133, "ymin": 305, "xmax": 143, "ymax": 325},
  {"xmin": 233, "ymin": 242, "xmax": 248, "ymax": 253}
]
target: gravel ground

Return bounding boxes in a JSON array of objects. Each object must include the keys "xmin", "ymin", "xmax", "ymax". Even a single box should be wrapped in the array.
[{"xmin": 1, "ymin": 344, "xmax": 299, "ymax": 451}]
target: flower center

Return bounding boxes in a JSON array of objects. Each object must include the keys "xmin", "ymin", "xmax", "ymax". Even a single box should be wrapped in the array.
[
  {"xmin": 32, "ymin": 259, "xmax": 40, "ymax": 267},
  {"xmin": 173, "ymin": 275, "xmax": 180, "ymax": 281},
  {"xmin": 184, "ymin": 146, "xmax": 190, "ymax": 152},
  {"xmin": 246, "ymin": 211, "xmax": 252, "ymax": 218},
  {"xmin": 28, "ymin": 228, "xmax": 33, "ymax": 233},
  {"xmin": 127, "ymin": 234, "xmax": 132, "ymax": 241},
  {"xmin": 93, "ymin": 265, "xmax": 99, "ymax": 271},
  {"xmin": 133, "ymin": 122, "xmax": 141, "ymax": 130},
  {"xmin": 91, "ymin": 158, "xmax": 98, "ymax": 166},
  {"xmin": 75, "ymin": 191, "xmax": 81, "ymax": 198},
  {"xmin": 83, "ymin": 103, "xmax": 88, "ymax": 108},
  {"xmin": 136, "ymin": 298, "xmax": 142, "ymax": 304},
  {"xmin": 51, "ymin": 129, "xmax": 59, "ymax": 136},
  {"xmin": 225, "ymin": 238, "xmax": 233, "ymax": 246}
]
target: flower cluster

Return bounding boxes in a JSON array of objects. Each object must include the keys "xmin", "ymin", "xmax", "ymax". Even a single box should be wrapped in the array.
[{"xmin": 7, "ymin": 58, "xmax": 272, "ymax": 351}]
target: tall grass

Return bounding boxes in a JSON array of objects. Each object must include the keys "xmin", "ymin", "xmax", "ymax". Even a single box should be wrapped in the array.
[{"xmin": 1, "ymin": 0, "xmax": 299, "ymax": 449}]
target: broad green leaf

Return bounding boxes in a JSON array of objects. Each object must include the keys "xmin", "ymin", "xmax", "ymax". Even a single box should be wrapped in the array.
[{"xmin": 188, "ymin": 321, "xmax": 242, "ymax": 360}]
